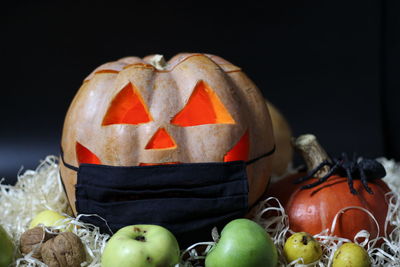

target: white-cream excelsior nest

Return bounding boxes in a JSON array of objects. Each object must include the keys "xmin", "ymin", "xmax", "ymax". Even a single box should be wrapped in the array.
[{"xmin": 0, "ymin": 156, "xmax": 399, "ymax": 267}]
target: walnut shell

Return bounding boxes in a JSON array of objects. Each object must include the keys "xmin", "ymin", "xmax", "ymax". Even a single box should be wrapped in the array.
[
  {"xmin": 19, "ymin": 227, "xmax": 56, "ymax": 260},
  {"xmin": 41, "ymin": 232, "xmax": 86, "ymax": 267}
]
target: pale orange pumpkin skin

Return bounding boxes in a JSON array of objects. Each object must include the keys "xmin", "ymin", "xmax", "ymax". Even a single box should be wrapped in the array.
[
  {"xmin": 60, "ymin": 53, "xmax": 275, "ymax": 214},
  {"xmin": 265, "ymin": 101, "xmax": 293, "ymax": 176},
  {"xmin": 269, "ymin": 173, "xmax": 391, "ymax": 241}
]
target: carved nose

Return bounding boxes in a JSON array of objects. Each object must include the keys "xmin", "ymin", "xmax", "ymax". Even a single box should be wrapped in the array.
[{"xmin": 145, "ymin": 127, "xmax": 176, "ymax": 150}]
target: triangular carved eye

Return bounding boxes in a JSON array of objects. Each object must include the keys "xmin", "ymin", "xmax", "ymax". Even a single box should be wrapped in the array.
[
  {"xmin": 76, "ymin": 142, "xmax": 101, "ymax": 165},
  {"xmin": 145, "ymin": 127, "xmax": 177, "ymax": 150},
  {"xmin": 102, "ymin": 83, "xmax": 152, "ymax": 126},
  {"xmin": 171, "ymin": 80, "xmax": 235, "ymax": 127},
  {"xmin": 223, "ymin": 130, "xmax": 249, "ymax": 162}
]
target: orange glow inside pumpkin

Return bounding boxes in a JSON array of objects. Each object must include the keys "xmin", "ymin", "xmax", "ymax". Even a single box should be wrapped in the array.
[
  {"xmin": 76, "ymin": 142, "xmax": 101, "ymax": 165},
  {"xmin": 145, "ymin": 128, "xmax": 177, "ymax": 150},
  {"xmin": 102, "ymin": 83, "xmax": 152, "ymax": 126},
  {"xmin": 171, "ymin": 80, "xmax": 235, "ymax": 126},
  {"xmin": 223, "ymin": 130, "xmax": 249, "ymax": 162}
]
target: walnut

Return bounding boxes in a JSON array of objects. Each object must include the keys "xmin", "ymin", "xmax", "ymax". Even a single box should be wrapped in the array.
[
  {"xmin": 41, "ymin": 232, "xmax": 86, "ymax": 267},
  {"xmin": 19, "ymin": 227, "xmax": 57, "ymax": 260}
]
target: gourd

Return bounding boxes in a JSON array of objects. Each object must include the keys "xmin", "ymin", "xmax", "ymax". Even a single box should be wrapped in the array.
[
  {"xmin": 268, "ymin": 135, "xmax": 391, "ymax": 241},
  {"xmin": 266, "ymin": 101, "xmax": 293, "ymax": 176}
]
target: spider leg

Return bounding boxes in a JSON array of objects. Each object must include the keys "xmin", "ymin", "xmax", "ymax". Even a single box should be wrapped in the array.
[
  {"xmin": 301, "ymin": 161, "xmax": 340, "ymax": 189},
  {"xmin": 294, "ymin": 160, "xmax": 331, "ymax": 184},
  {"xmin": 345, "ymin": 167, "xmax": 358, "ymax": 195},
  {"xmin": 359, "ymin": 167, "xmax": 374, "ymax": 194}
]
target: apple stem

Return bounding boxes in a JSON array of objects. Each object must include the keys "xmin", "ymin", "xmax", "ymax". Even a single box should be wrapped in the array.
[{"xmin": 135, "ymin": 236, "xmax": 146, "ymax": 242}]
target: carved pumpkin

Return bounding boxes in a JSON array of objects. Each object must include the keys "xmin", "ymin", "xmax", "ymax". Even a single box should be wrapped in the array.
[
  {"xmin": 268, "ymin": 135, "xmax": 391, "ymax": 241},
  {"xmin": 60, "ymin": 53, "xmax": 274, "ymax": 214}
]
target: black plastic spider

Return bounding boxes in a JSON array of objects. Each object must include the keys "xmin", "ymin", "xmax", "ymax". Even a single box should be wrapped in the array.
[{"xmin": 294, "ymin": 153, "xmax": 387, "ymax": 194}]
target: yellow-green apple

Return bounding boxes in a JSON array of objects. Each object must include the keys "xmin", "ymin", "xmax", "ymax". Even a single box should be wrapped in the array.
[
  {"xmin": 101, "ymin": 225, "xmax": 180, "ymax": 267},
  {"xmin": 205, "ymin": 219, "xmax": 278, "ymax": 267},
  {"xmin": 283, "ymin": 232, "xmax": 322, "ymax": 264},
  {"xmin": 333, "ymin": 243, "xmax": 371, "ymax": 267},
  {"xmin": 29, "ymin": 210, "xmax": 71, "ymax": 231},
  {"xmin": 0, "ymin": 224, "xmax": 15, "ymax": 267}
]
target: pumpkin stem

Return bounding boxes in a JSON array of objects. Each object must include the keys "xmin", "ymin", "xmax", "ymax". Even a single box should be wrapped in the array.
[
  {"xmin": 293, "ymin": 134, "xmax": 330, "ymax": 178},
  {"xmin": 148, "ymin": 54, "xmax": 167, "ymax": 70}
]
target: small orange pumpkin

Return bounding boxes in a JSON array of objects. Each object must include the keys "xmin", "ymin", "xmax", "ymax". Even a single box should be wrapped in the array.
[
  {"xmin": 60, "ymin": 53, "xmax": 275, "ymax": 214},
  {"xmin": 268, "ymin": 135, "xmax": 391, "ymax": 241},
  {"xmin": 270, "ymin": 173, "xmax": 390, "ymax": 241}
]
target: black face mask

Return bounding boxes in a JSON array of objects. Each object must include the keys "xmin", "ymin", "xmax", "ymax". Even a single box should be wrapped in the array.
[{"xmin": 60, "ymin": 148, "xmax": 274, "ymax": 247}]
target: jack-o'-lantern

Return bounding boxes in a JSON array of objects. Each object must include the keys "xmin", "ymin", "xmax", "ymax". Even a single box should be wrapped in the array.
[{"xmin": 60, "ymin": 53, "xmax": 275, "ymax": 217}]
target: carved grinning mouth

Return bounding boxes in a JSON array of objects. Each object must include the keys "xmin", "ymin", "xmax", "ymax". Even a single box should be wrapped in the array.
[{"xmin": 75, "ymin": 130, "xmax": 249, "ymax": 166}]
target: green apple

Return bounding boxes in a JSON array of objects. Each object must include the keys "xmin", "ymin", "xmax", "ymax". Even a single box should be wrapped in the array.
[
  {"xmin": 0, "ymin": 224, "xmax": 15, "ymax": 267},
  {"xmin": 283, "ymin": 232, "xmax": 322, "ymax": 264},
  {"xmin": 205, "ymin": 218, "xmax": 278, "ymax": 267},
  {"xmin": 332, "ymin": 243, "xmax": 371, "ymax": 267},
  {"xmin": 29, "ymin": 210, "xmax": 71, "ymax": 231},
  {"xmin": 101, "ymin": 225, "xmax": 180, "ymax": 267}
]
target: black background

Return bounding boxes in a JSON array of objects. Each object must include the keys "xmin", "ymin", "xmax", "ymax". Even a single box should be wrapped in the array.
[{"xmin": 1, "ymin": 1, "xmax": 399, "ymax": 184}]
